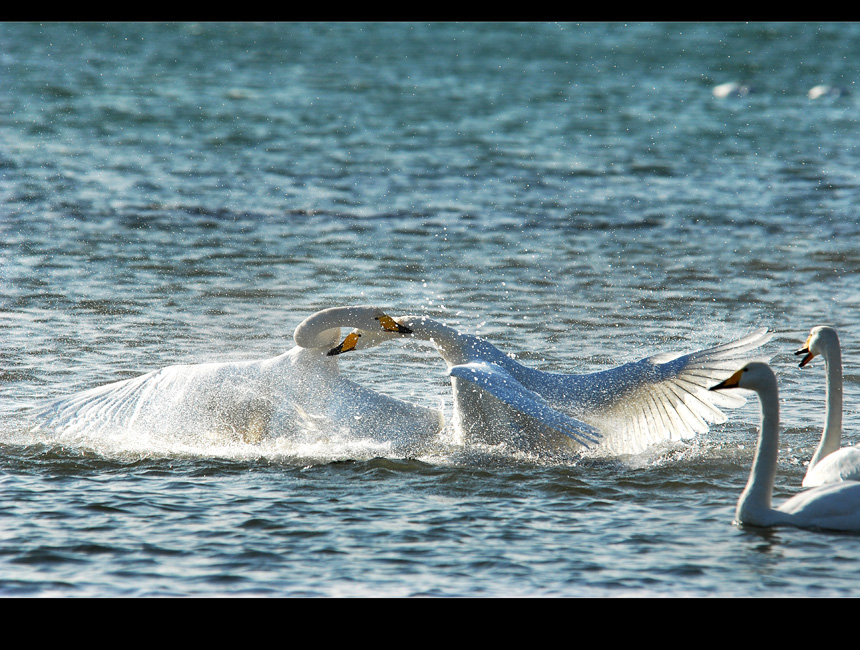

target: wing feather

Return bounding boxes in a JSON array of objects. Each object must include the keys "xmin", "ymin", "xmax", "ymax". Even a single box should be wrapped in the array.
[
  {"xmin": 561, "ymin": 328, "xmax": 772, "ymax": 453},
  {"xmin": 448, "ymin": 361, "xmax": 601, "ymax": 448}
]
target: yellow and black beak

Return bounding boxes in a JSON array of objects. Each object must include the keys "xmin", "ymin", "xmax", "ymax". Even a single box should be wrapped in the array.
[
  {"xmin": 795, "ymin": 334, "xmax": 815, "ymax": 368},
  {"xmin": 378, "ymin": 315, "xmax": 412, "ymax": 334},
  {"xmin": 327, "ymin": 331, "xmax": 361, "ymax": 356},
  {"xmin": 327, "ymin": 314, "xmax": 412, "ymax": 356},
  {"xmin": 710, "ymin": 367, "xmax": 745, "ymax": 391}
]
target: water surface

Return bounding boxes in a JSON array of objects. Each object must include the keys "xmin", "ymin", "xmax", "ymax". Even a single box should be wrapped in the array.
[{"xmin": 2, "ymin": 22, "xmax": 860, "ymax": 596}]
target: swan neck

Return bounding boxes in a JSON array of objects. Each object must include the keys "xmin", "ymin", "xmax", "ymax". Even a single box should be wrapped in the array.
[
  {"xmin": 401, "ymin": 316, "xmax": 471, "ymax": 366},
  {"xmin": 811, "ymin": 340, "xmax": 843, "ymax": 466},
  {"xmin": 737, "ymin": 378, "xmax": 780, "ymax": 522},
  {"xmin": 292, "ymin": 306, "xmax": 364, "ymax": 350}
]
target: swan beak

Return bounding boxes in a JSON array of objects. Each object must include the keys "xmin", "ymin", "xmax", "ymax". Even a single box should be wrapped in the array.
[
  {"xmin": 379, "ymin": 315, "xmax": 412, "ymax": 334},
  {"xmin": 710, "ymin": 368, "xmax": 744, "ymax": 391},
  {"xmin": 795, "ymin": 334, "xmax": 815, "ymax": 368},
  {"xmin": 327, "ymin": 316, "xmax": 413, "ymax": 356},
  {"xmin": 327, "ymin": 331, "xmax": 360, "ymax": 356},
  {"xmin": 796, "ymin": 348, "xmax": 815, "ymax": 368}
]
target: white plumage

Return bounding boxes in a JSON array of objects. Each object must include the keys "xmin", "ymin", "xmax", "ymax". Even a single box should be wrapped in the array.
[
  {"xmin": 795, "ymin": 326, "xmax": 860, "ymax": 487},
  {"xmin": 33, "ymin": 306, "xmax": 444, "ymax": 450},
  {"xmin": 712, "ymin": 362, "xmax": 860, "ymax": 532},
  {"xmin": 332, "ymin": 314, "xmax": 772, "ymax": 455}
]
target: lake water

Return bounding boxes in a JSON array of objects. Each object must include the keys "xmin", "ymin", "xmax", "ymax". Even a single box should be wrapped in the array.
[{"xmin": 2, "ymin": 22, "xmax": 860, "ymax": 597}]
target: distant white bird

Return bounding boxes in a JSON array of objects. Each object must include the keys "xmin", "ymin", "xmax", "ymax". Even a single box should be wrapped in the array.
[
  {"xmin": 711, "ymin": 362, "xmax": 860, "ymax": 532},
  {"xmin": 808, "ymin": 84, "xmax": 849, "ymax": 100},
  {"xmin": 712, "ymin": 81, "xmax": 755, "ymax": 98},
  {"xmin": 795, "ymin": 326, "xmax": 860, "ymax": 487},
  {"xmin": 34, "ymin": 306, "xmax": 444, "ymax": 450},
  {"xmin": 330, "ymin": 314, "xmax": 772, "ymax": 455}
]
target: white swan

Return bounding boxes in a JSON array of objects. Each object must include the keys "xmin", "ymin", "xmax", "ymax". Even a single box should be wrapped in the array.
[
  {"xmin": 330, "ymin": 314, "xmax": 772, "ymax": 455},
  {"xmin": 33, "ymin": 306, "xmax": 444, "ymax": 450},
  {"xmin": 795, "ymin": 326, "xmax": 860, "ymax": 487},
  {"xmin": 710, "ymin": 362, "xmax": 860, "ymax": 532}
]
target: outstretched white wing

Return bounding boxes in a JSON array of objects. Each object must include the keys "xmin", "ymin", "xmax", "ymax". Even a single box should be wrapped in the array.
[
  {"xmin": 32, "ymin": 360, "xmax": 268, "ymax": 437},
  {"xmin": 448, "ymin": 361, "xmax": 601, "ymax": 448},
  {"xmin": 34, "ymin": 368, "xmax": 169, "ymax": 434},
  {"xmin": 560, "ymin": 328, "xmax": 773, "ymax": 452}
]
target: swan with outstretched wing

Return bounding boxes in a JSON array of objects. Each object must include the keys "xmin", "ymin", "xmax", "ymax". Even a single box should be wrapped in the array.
[
  {"xmin": 33, "ymin": 306, "xmax": 444, "ymax": 449},
  {"xmin": 331, "ymin": 314, "xmax": 772, "ymax": 455}
]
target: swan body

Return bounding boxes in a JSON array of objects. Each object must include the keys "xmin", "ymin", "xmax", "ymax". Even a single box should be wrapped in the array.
[
  {"xmin": 808, "ymin": 84, "xmax": 849, "ymax": 100},
  {"xmin": 795, "ymin": 326, "xmax": 860, "ymax": 487},
  {"xmin": 713, "ymin": 81, "xmax": 755, "ymax": 98},
  {"xmin": 34, "ymin": 306, "xmax": 444, "ymax": 450},
  {"xmin": 710, "ymin": 362, "xmax": 860, "ymax": 532},
  {"xmin": 332, "ymin": 315, "xmax": 772, "ymax": 455}
]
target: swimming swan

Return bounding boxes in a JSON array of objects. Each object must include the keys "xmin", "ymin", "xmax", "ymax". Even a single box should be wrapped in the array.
[
  {"xmin": 34, "ymin": 306, "xmax": 444, "ymax": 449},
  {"xmin": 331, "ymin": 315, "xmax": 772, "ymax": 455},
  {"xmin": 795, "ymin": 326, "xmax": 860, "ymax": 487},
  {"xmin": 710, "ymin": 362, "xmax": 860, "ymax": 532}
]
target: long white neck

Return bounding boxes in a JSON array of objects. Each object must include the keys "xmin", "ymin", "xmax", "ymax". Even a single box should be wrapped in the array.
[
  {"xmin": 736, "ymin": 374, "xmax": 781, "ymax": 524},
  {"xmin": 397, "ymin": 316, "xmax": 480, "ymax": 367},
  {"xmin": 809, "ymin": 338, "xmax": 843, "ymax": 468},
  {"xmin": 292, "ymin": 306, "xmax": 374, "ymax": 350},
  {"xmin": 398, "ymin": 315, "xmax": 518, "ymax": 372}
]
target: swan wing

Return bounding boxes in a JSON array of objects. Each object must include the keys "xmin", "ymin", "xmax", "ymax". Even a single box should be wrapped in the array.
[
  {"xmin": 803, "ymin": 445, "xmax": 860, "ymax": 487},
  {"xmin": 33, "ymin": 368, "xmax": 174, "ymax": 434},
  {"xmin": 778, "ymin": 480, "xmax": 860, "ymax": 531},
  {"xmin": 448, "ymin": 361, "xmax": 601, "ymax": 448},
  {"xmin": 32, "ymin": 360, "xmax": 269, "ymax": 437},
  {"xmin": 564, "ymin": 328, "xmax": 773, "ymax": 451}
]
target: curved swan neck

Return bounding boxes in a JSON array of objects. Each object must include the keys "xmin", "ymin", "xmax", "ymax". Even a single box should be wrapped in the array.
[
  {"xmin": 737, "ymin": 372, "xmax": 780, "ymax": 522},
  {"xmin": 812, "ymin": 335, "xmax": 844, "ymax": 464},
  {"xmin": 293, "ymin": 306, "xmax": 377, "ymax": 350},
  {"xmin": 398, "ymin": 316, "xmax": 475, "ymax": 366}
]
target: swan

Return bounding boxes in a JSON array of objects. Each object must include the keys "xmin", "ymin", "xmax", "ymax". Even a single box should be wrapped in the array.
[
  {"xmin": 808, "ymin": 84, "xmax": 849, "ymax": 99},
  {"xmin": 712, "ymin": 81, "xmax": 756, "ymax": 98},
  {"xmin": 33, "ymin": 306, "xmax": 444, "ymax": 450},
  {"xmin": 795, "ymin": 326, "xmax": 860, "ymax": 487},
  {"xmin": 330, "ymin": 314, "xmax": 773, "ymax": 455},
  {"xmin": 710, "ymin": 362, "xmax": 860, "ymax": 532}
]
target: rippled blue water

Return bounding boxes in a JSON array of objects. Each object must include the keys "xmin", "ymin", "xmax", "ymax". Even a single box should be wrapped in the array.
[{"xmin": 2, "ymin": 22, "xmax": 860, "ymax": 596}]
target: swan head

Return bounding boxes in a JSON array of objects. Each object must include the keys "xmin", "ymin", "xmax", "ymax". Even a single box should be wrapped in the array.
[
  {"xmin": 710, "ymin": 361, "xmax": 777, "ymax": 393},
  {"xmin": 292, "ymin": 306, "xmax": 413, "ymax": 352},
  {"xmin": 795, "ymin": 326, "xmax": 839, "ymax": 368},
  {"xmin": 326, "ymin": 314, "xmax": 412, "ymax": 356}
]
